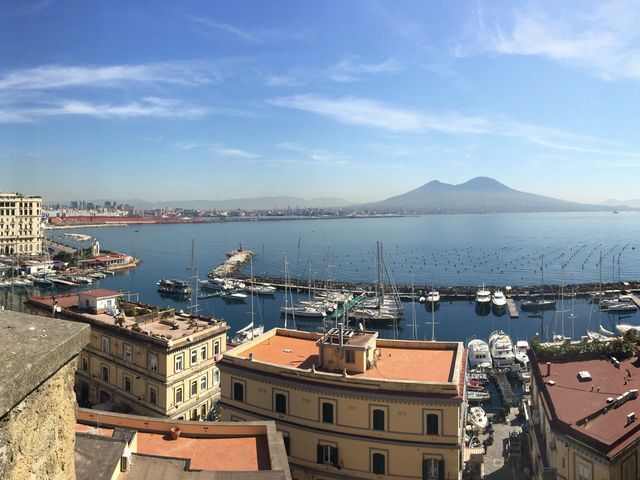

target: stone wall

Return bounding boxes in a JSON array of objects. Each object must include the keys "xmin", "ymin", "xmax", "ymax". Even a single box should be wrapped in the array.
[{"xmin": 0, "ymin": 361, "xmax": 77, "ymax": 480}]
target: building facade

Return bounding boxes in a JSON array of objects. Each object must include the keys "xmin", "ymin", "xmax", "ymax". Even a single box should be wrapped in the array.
[
  {"xmin": 527, "ymin": 349, "xmax": 640, "ymax": 480},
  {"xmin": 219, "ymin": 327, "xmax": 466, "ymax": 480},
  {"xmin": 0, "ymin": 192, "xmax": 42, "ymax": 256},
  {"xmin": 26, "ymin": 289, "xmax": 228, "ymax": 421}
]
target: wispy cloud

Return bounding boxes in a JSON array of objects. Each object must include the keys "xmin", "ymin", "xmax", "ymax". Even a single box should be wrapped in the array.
[
  {"xmin": 186, "ymin": 16, "xmax": 263, "ymax": 43},
  {"xmin": 270, "ymin": 93, "xmax": 637, "ymax": 158},
  {"xmin": 0, "ymin": 62, "xmax": 219, "ymax": 91},
  {"xmin": 0, "ymin": 0, "xmax": 53, "ymax": 17},
  {"xmin": 466, "ymin": 0, "xmax": 640, "ymax": 81},
  {"xmin": 0, "ymin": 97, "xmax": 207, "ymax": 123},
  {"xmin": 328, "ymin": 57, "xmax": 402, "ymax": 82},
  {"xmin": 264, "ymin": 74, "xmax": 302, "ymax": 87},
  {"xmin": 212, "ymin": 146, "xmax": 259, "ymax": 159},
  {"xmin": 276, "ymin": 142, "xmax": 350, "ymax": 165},
  {"xmin": 171, "ymin": 141, "xmax": 259, "ymax": 159}
]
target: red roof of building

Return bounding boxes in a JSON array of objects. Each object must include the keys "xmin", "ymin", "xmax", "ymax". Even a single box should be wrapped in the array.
[{"xmin": 78, "ymin": 289, "xmax": 122, "ymax": 298}]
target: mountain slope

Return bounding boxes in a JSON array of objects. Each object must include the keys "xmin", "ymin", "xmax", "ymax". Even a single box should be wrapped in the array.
[{"xmin": 361, "ymin": 177, "xmax": 615, "ymax": 214}]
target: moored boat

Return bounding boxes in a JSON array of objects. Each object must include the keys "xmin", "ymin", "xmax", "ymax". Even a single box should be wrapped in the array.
[
  {"xmin": 467, "ymin": 339, "xmax": 492, "ymax": 370},
  {"xmin": 468, "ymin": 406, "xmax": 489, "ymax": 432},
  {"xmin": 157, "ymin": 279, "xmax": 192, "ymax": 296},
  {"xmin": 488, "ymin": 330, "xmax": 515, "ymax": 368}
]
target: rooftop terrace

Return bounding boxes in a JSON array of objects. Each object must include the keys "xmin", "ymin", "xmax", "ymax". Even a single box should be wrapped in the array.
[
  {"xmin": 225, "ymin": 328, "xmax": 463, "ymax": 395},
  {"xmin": 533, "ymin": 351, "xmax": 640, "ymax": 458},
  {"xmin": 26, "ymin": 290, "xmax": 227, "ymax": 348}
]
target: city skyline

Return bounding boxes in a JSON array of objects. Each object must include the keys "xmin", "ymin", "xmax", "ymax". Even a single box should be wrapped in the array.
[{"xmin": 3, "ymin": 0, "xmax": 640, "ymax": 203}]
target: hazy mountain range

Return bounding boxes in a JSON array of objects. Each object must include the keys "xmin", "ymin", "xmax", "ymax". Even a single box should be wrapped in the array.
[
  {"xmin": 359, "ymin": 177, "xmax": 624, "ymax": 214},
  {"xmin": 61, "ymin": 177, "xmax": 632, "ymax": 213}
]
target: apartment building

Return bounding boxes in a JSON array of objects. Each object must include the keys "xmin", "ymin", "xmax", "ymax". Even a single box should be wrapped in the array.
[
  {"xmin": 0, "ymin": 192, "xmax": 42, "ymax": 256},
  {"xmin": 25, "ymin": 289, "xmax": 228, "ymax": 421},
  {"xmin": 527, "ymin": 348, "xmax": 640, "ymax": 480},
  {"xmin": 219, "ymin": 326, "xmax": 466, "ymax": 480}
]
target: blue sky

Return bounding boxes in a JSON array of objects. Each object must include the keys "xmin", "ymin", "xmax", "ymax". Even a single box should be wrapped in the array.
[{"xmin": 2, "ymin": 0, "xmax": 640, "ymax": 204}]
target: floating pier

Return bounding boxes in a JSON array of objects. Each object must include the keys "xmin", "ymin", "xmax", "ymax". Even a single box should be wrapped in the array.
[
  {"xmin": 506, "ymin": 299, "xmax": 519, "ymax": 318},
  {"xmin": 628, "ymin": 293, "xmax": 640, "ymax": 309},
  {"xmin": 494, "ymin": 372, "xmax": 517, "ymax": 407},
  {"xmin": 209, "ymin": 249, "xmax": 254, "ymax": 278}
]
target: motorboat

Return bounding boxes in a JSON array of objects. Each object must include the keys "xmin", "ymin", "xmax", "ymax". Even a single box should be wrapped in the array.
[
  {"xmin": 467, "ymin": 371, "xmax": 490, "ymax": 382},
  {"xmin": 601, "ymin": 301, "xmax": 638, "ymax": 313},
  {"xmin": 616, "ymin": 324, "xmax": 640, "ymax": 336},
  {"xmin": 467, "ymin": 390, "xmax": 491, "ymax": 403},
  {"xmin": 246, "ymin": 284, "xmax": 277, "ymax": 295},
  {"xmin": 521, "ymin": 295, "xmax": 556, "ymax": 311},
  {"xmin": 281, "ymin": 304, "xmax": 327, "ymax": 318},
  {"xmin": 492, "ymin": 290, "xmax": 507, "ymax": 310},
  {"xmin": 231, "ymin": 322, "xmax": 264, "ymax": 344},
  {"xmin": 221, "ymin": 291, "xmax": 248, "ymax": 302},
  {"xmin": 467, "ymin": 379, "xmax": 487, "ymax": 391},
  {"xmin": 425, "ymin": 290, "xmax": 440, "ymax": 303},
  {"xmin": 475, "ymin": 285, "xmax": 491, "ymax": 306},
  {"xmin": 513, "ymin": 340, "xmax": 530, "ymax": 366},
  {"xmin": 468, "ymin": 406, "xmax": 489, "ymax": 432},
  {"xmin": 157, "ymin": 279, "xmax": 191, "ymax": 296},
  {"xmin": 488, "ymin": 330, "xmax": 515, "ymax": 368},
  {"xmin": 33, "ymin": 277, "xmax": 53, "ymax": 288},
  {"xmin": 467, "ymin": 339, "xmax": 492, "ymax": 370}
]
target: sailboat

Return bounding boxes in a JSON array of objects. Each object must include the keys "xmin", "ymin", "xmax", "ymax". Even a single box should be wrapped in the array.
[
  {"xmin": 521, "ymin": 255, "xmax": 556, "ymax": 311},
  {"xmin": 232, "ymin": 257, "xmax": 264, "ymax": 344}
]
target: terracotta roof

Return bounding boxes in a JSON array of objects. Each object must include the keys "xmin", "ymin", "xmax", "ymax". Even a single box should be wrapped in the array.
[
  {"xmin": 533, "ymin": 353, "xmax": 640, "ymax": 458},
  {"xmin": 238, "ymin": 331, "xmax": 457, "ymax": 383},
  {"xmin": 78, "ymin": 289, "xmax": 122, "ymax": 298}
]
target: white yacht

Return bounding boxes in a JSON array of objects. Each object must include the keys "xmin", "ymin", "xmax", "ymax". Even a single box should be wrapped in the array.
[
  {"xmin": 616, "ymin": 324, "xmax": 640, "ymax": 336},
  {"xmin": 492, "ymin": 290, "xmax": 507, "ymax": 310},
  {"xmin": 475, "ymin": 285, "xmax": 491, "ymax": 307},
  {"xmin": 513, "ymin": 340, "xmax": 530, "ymax": 366},
  {"xmin": 425, "ymin": 290, "xmax": 440, "ymax": 303},
  {"xmin": 467, "ymin": 339, "xmax": 492, "ymax": 370},
  {"xmin": 468, "ymin": 406, "xmax": 489, "ymax": 432},
  {"xmin": 488, "ymin": 330, "xmax": 515, "ymax": 368}
]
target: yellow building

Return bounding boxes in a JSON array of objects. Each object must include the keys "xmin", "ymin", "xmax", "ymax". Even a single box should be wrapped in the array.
[
  {"xmin": 219, "ymin": 326, "xmax": 466, "ymax": 480},
  {"xmin": 527, "ymin": 348, "xmax": 640, "ymax": 480},
  {"xmin": 0, "ymin": 192, "xmax": 42, "ymax": 256},
  {"xmin": 25, "ymin": 288, "xmax": 228, "ymax": 421}
]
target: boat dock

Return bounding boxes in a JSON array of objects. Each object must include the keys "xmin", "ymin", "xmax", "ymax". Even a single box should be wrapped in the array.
[
  {"xmin": 209, "ymin": 250, "xmax": 254, "ymax": 278},
  {"xmin": 506, "ymin": 299, "xmax": 519, "ymax": 318},
  {"xmin": 50, "ymin": 277, "xmax": 77, "ymax": 287},
  {"xmin": 331, "ymin": 294, "xmax": 365, "ymax": 319},
  {"xmin": 494, "ymin": 372, "xmax": 517, "ymax": 407},
  {"xmin": 628, "ymin": 293, "xmax": 640, "ymax": 309}
]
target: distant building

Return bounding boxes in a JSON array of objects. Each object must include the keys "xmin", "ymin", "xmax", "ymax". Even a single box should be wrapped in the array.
[
  {"xmin": 219, "ymin": 327, "xmax": 466, "ymax": 479},
  {"xmin": 25, "ymin": 289, "xmax": 228, "ymax": 421},
  {"xmin": 527, "ymin": 348, "xmax": 640, "ymax": 480},
  {"xmin": 0, "ymin": 192, "xmax": 42, "ymax": 256}
]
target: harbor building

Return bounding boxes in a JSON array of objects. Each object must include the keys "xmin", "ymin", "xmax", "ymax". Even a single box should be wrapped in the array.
[
  {"xmin": 527, "ymin": 348, "xmax": 640, "ymax": 480},
  {"xmin": 25, "ymin": 289, "xmax": 229, "ymax": 421},
  {"xmin": 218, "ymin": 326, "xmax": 466, "ymax": 480},
  {"xmin": 0, "ymin": 192, "xmax": 42, "ymax": 256}
]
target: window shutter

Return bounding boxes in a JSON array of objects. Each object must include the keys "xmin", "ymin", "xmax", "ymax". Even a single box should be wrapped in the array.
[
  {"xmin": 422, "ymin": 459, "xmax": 429, "ymax": 479},
  {"xmin": 438, "ymin": 459, "xmax": 445, "ymax": 480},
  {"xmin": 317, "ymin": 445, "xmax": 324, "ymax": 464},
  {"xmin": 330, "ymin": 446, "xmax": 339, "ymax": 467}
]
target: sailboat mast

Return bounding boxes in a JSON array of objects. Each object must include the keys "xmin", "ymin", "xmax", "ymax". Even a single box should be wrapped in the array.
[
  {"xmin": 283, "ymin": 252, "xmax": 288, "ymax": 329},
  {"xmin": 411, "ymin": 276, "xmax": 417, "ymax": 340},
  {"xmin": 187, "ymin": 239, "xmax": 199, "ymax": 316},
  {"xmin": 250, "ymin": 256, "xmax": 255, "ymax": 339}
]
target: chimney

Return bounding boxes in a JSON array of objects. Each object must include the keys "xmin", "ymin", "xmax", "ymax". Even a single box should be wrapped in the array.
[
  {"xmin": 338, "ymin": 322, "xmax": 344, "ymax": 349},
  {"xmin": 546, "ymin": 362, "xmax": 551, "ymax": 377},
  {"xmin": 627, "ymin": 412, "xmax": 636, "ymax": 425},
  {"xmin": 248, "ymin": 352, "xmax": 254, "ymax": 361}
]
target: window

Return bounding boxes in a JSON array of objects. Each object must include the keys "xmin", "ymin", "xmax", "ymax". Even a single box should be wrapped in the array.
[
  {"xmin": 283, "ymin": 435, "xmax": 290, "ymax": 455},
  {"xmin": 423, "ymin": 458, "xmax": 442, "ymax": 479},
  {"xmin": 123, "ymin": 343, "xmax": 132, "ymax": 363},
  {"xmin": 101, "ymin": 365, "xmax": 109, "ymax": 382},
  {"xmin": 426, "ymin": 413, "xmax": 439, "ymax": 435},
  {"xmin": 213, "ymin": 367, "xmax": 220, "ymax": 385},
  {"xmin": 149, "ymin": 386, "xmax": 157, "ymax": 405},
  {"xmin": 316, "ymin": 444, "xmax": 338, "ymax": 466},
  {"xmin": 191, "ymin": 349, "xmax": 198, "ymax": 365},
  {"xmin": 372, "ymin": 452, "xmax": 386, "ymax": 474},
  {"xmin": 191, "ymin": 380, "xmax": 198, "ymax": 396},
  {"xmin": 322, "ymin": 402, "xmax": 334, "ymax": 424},
  {"xmin": 577, "ymin": 462, "xmax": 592, "ymax": 480},
  {"xmin": 372, "ymin": 409, "xmax": 385, "ymax": 431},
  {"xmin": 148, "ymin": 352, "xmax": 158, "ymax": 373},
  {"xmin": 80, "ymin": 356, "xmax": 88, "ymax": 371},
  {"xmin": 622, "ymin": 455, "xmax": 637, "ymax": 480},
  {"xmin": 101, "ymin": 336, "xmax": 110, "ymax": 354},
  {"xmin": 124, "ymin": 375, "xmax": 132, "ymax": 392},
  {"xmin": 175, "ymin": 353, "xmax": 184, "ymax": 372},
  {"xmin": 214, "ymin": 340, "xmax": 221, "ymax": 356},
  {"xmin": 191, "ymin": 409, "xmax": 198, "ymax": 420},
  {"xmin": 233, "ymin": 381, "xmax": 244, "ymax": 402},
  {"xmin": 200, "ymin": 374, "xmax": 207, "ymax": 391},
  {"xmin": 345, "ymin": 349, "xmax": 355, "ymax": 364},
  {"xmin": 175, "ymin": 386, "xmax": 183, "ymax": 405},
  {"xmin": 275, "ymin": 393, "xmax": 287, "ymax": 414},
  {"xmin": 200, "ymin": 345, "xmax": 207, "ymax": 361}
]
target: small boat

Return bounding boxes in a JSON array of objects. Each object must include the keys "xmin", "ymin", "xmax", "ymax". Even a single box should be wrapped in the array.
[
  {"xmin": 425, "ymin": 290, "xmax": 440, "ymax": 303},
  {"xmin": 157, "ymin": 279, "xmax": 192, "ymax": 296},
  {"xmin": 468, "ymin": 406, "xmax": 489, "ymax": 432},
  {"xmin": 601, "ymin": 301, "xmax": 638, "ymax": 313},
  {"xmin": 467, "ymin": 379, "xmax": 487, "ymax": 391},
  {"xmin": 33, "ymin": 277, "xmax": 53, "ymax": 288},
  {"xmin": 488, "ymin": 330, "xmax": 515, "ymax": 368},
  {"xmin": 492, "ymin": 290, "xmax": 507, "ymax": 310},
  {"xmin": 246, "ymin": 284, "xmax": 277, "ymax": 295},
  {"xmin": 467, "ymin": 390, "xmax": 491, "ymax": 403},
  {"xmin": 90, "ymin": 272, "xmax": 107, "ymax": 279},
  {"xmin": 616, "ymin": 324, "xmax": 640, "ymax": 336},
  {"xmin": 221, "ymin": 291, "xmax": 248, "ymax": 302},
  {"xmin": 281, "ymin": 304, "xmax": 327, "ymax": 318},
  {"xmin": 521, "ymin": 295, "xmax": 556, "ymax": 311},
  {"xmin": 475, "ymin": 285, "xmax": 491, "ymax": 306},
  {"xmin": 513, "ymin": 340, "xmax": 530, "ymax": 366},
  {"xmin": 467, "ymin": 371, "xmax": 490, "ymax": 382},
  {"xmin": 232, "ymin": 322, "xmax": 264, "ymax": 344},
  {"xmin": 599, "ymin": 325, "xmax": 615, "ymax": 337},
  {"xmin": 74, "ymin": 276, "xmax": 93, "ymax": 284},
  {"xmin": 467, "ymin": 339, "xmax": 492, "ymax": 370}
]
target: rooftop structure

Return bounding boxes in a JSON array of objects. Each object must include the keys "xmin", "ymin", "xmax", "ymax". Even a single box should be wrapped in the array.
[
  {"xmin": 74, "ymin": 408, "xmax": 291, "ymax": 479},
  {"xmin": 527, "ymin": 347, "xmax": 640, "ymax": 480},
  {"xmin": 219, "ymin": 327, "xmax": 466, "ymax": 479},
  {"xmin": 25, "ymin": 289, "xmax": 229, "ymax": 420}
]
